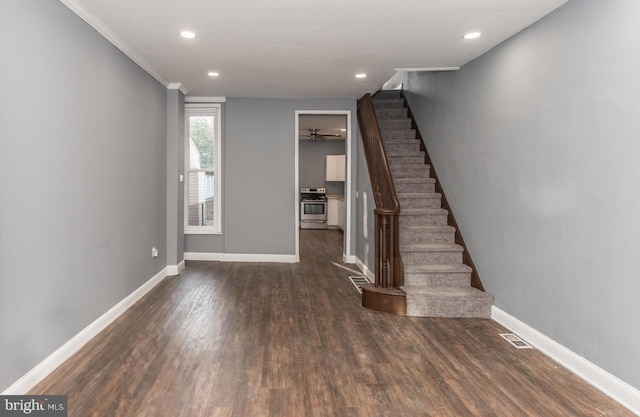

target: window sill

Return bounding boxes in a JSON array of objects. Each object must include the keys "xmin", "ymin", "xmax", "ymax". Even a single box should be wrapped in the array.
[{"xmin": 184, "ymin": 230, "xmax": 223, "ymax": 235}]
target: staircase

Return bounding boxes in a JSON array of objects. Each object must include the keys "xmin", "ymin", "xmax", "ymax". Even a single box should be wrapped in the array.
[{"xmin": 372, "ymin": 90, "xmax": 493, "ymax": 318}]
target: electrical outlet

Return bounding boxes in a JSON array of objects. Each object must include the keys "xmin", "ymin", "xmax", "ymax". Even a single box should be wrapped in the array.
[{"xmin": 152, "ymin": 247, "xmax": 159, "ymax": 258}]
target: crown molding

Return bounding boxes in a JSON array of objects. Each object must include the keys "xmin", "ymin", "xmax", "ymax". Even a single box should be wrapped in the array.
[
  {"xmin": 59, "ymin": 0, "xmax": 171, "ymax": 88},
  {"xmin": 167, "ymin": 83, "xmax": 189, "ymax": 95},
  {"xmin": 185, "ymin": 96, "xmax": 227, "ymax": 103}
]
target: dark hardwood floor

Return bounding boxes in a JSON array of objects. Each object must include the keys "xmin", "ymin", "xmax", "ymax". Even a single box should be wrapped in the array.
[{"xmin": 31, "ymin": 230, "xmax": 633, "ymax": 416}]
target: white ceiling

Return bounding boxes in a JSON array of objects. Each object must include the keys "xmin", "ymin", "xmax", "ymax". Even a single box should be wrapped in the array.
[{"xmin": 61, "ymin": 0, "xmax": 567, "ymax": 99}]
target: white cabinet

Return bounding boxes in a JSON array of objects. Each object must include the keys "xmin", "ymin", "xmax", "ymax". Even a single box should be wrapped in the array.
[
  {"xmin": 327, "ymin": 198, "xmax": 339, "ymax": 227},
  {"xmin": 327, "ymin": 197, "xmax": 345, "ymax": 230},
  {"xmin": 326, "ymin": 155, "xmax": 346, "ymax": 182}
]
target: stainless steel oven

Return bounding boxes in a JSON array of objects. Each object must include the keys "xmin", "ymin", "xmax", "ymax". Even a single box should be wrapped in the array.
[{"xmin": 300, "ymin": 187, "xmax": 328, "ymax": 229}]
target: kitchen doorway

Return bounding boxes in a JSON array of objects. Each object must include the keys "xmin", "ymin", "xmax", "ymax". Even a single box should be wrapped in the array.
[{"xmin": 294, "ymin": 111, "xmax": 352, "ymax": 262}]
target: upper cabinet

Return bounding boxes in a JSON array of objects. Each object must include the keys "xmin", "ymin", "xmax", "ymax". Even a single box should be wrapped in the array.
[{"xmin": 326, "ymin": 155, "xmax": 346, "ymax": 182}]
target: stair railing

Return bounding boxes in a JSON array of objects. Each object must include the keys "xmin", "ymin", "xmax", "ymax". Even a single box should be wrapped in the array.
[{"xmin": 357, "ymin": 93, "xmax": 404, "ymax": 289}]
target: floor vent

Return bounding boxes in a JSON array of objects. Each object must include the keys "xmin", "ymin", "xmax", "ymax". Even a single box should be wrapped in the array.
[
  {"xmin": 500, "ymin": 333, "xmax": 533, "ymax": 349},
  {"xmin": 349, "ymin": 275, "xmax": 370, "ymax": 293}
]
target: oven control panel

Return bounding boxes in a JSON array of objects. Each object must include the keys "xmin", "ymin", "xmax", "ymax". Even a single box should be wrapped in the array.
[{"xmin": 300, "ymin": 187, "xmax": 326, "ymax": 194}]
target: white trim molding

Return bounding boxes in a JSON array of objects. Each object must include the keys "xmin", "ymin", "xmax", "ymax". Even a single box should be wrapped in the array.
[
  {"xmin": 184, "ymin": 252, "xmax": 297, "ymax": 263},
  {"xmin": 185, "ymin": 96, "xmax": 227, "ymax": 103},
  {"xmin": 2, "ymin": 268, "xmax": 169, "ymax": 395},
  {"xmin": 491, "ymin": 306, "xmax": 640, "ymax": 415},
  {"xmin": 166, "ymin": 260, "xmax": 186, "ymax": 276},
  {"xmin": 343, "ymin": 254, "xmax": 357, "ymax": 264},
  {"xmin": 167, "ymin": 83, "xmax": 189, "ymax": 95}
]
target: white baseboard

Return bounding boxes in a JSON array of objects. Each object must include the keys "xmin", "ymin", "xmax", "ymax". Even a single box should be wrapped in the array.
[
  {"xmin": 184, "ymin": 252, "xmax": 297, "ymax": 263},
  {"xmin": 491, "ymin": 306, "xmax": 640, "ymax": 415},
  {"xmin": 166, "ymin": 260, "xmax": 185, "ymax": 276},
  {"xmin": 2, "ymin": 268, "xmax": 168, "ymax": 395},
  {"xmin": 343, "ymin": 254, "xmax": 357, "ymax": 264}
]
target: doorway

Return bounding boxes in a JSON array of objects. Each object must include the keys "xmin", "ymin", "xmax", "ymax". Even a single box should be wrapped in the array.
[{"xmin": 294, "ymin": 111, "xmax": 352, "ymax": 262}]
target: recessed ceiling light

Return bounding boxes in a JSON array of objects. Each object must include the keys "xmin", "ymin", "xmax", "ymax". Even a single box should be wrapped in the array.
[
  {"xmin": 208, "ymin": 72, "xmax": 219, "ymax": 77},
  {"xmin": 463, "ymin": 32, "xmax": 482, "ymax": 40},
  {"xmin": 355, "ymin": 73, "xmax": 367, "ymax": 79},
  {"xmin": 180, "ymin": 31, "xmax": 196, "ymax": 39}
]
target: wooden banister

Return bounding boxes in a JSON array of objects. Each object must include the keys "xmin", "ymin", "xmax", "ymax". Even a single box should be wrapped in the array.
[{"xmin": 357, "ymin": 94, "xmax": 406, "ymax": 314}]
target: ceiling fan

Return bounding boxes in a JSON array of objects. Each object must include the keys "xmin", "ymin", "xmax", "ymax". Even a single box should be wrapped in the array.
[{"xmin": 300, "ymin": 128, "xmax": 343, "ymax": 141}]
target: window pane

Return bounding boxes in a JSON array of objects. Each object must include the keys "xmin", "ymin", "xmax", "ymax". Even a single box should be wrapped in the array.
[
  {"xmin": 189, "ymin": 116, "xmax": 215, "ymax": 170},
  {"xmin": 187, "ymin": 171, "xmax": 215, "ymax": 227}
]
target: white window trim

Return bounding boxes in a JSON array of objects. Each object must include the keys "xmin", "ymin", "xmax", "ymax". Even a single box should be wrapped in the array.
[{"xmin": 184, "ymin": 103, "xmax": 222, "ymax": 234}]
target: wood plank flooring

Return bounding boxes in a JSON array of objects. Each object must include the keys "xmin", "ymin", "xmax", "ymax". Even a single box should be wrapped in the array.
[{"xmin": 31, "ymin": 230, "xmax": 634, "ymax": 416}]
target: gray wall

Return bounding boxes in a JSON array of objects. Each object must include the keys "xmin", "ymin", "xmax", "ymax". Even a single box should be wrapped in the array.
[
  {"xmin": 0, "ymin": 0, "xmax": 167, "ymax": 390},
  {"xmin": 185, "ymin": 98, "xmax": 357, "ymax": 255},
  {"xmin": 399, "ymin": 0, "xmax": 640, "ymax": 389},
  {"xmin": 299, "ymin": 140, "xmax": 346, "ymax": 196}
]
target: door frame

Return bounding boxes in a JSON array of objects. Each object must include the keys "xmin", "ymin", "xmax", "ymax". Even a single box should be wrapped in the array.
[{"xmin": 294, "ymin": 110, "xmax": 353, "ymax": 262}]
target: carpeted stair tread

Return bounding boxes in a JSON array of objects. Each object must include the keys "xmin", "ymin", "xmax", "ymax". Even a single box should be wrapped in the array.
[
  {"xmin": 407, "ymin": 286, "xmax": 493, "ymax": 300},
  {"xmin": 372, "ymin": 100, "xmax": 405, "ymax": 109},
  {"xmin": 404, "ymin": 263, "xmax": 472, "ymax": 274},
  {"xmin": 398, "ymin": 192, "xmax": 441, "ymax": 198},
  {"xmin": 381, "ymin": 139, "xmax": 420, "ymax": 145},
  {"xmin": 381, "ymin": 131, "xmax": 417, "ymax": 141},
  {"xmin": 400, "ymin": 208, "xmax": 448, "ymax": 215},
  {"xmin": 385, "ymin": 151, "xmax": 424, "ymax": 157},
  {"xmin": 395, "ymin": 178, "xmax": 435, "ymax": 184},
  {"xmin": 374, "ymin": 90, "xmax": 403, "ymax": 97},
  {"xmin": 390, "ymin": 163, "xmax": 427, "ymax": 170},
  {"xmin": 401, "ymin": 224, "xmax": 454, "ymax": 233},
  {"xmin": 376, "ymin": 108, "xmax": 408, "ymax": 117},
  {"xmin": 400, "ymin": 243, "xmax": 464, "ymax": 253}
]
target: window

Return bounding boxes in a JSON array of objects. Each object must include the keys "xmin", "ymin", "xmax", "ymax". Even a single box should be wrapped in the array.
[{"xmin": 185, "ymin": 104, "xmax": 221, "ymax": 233}]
